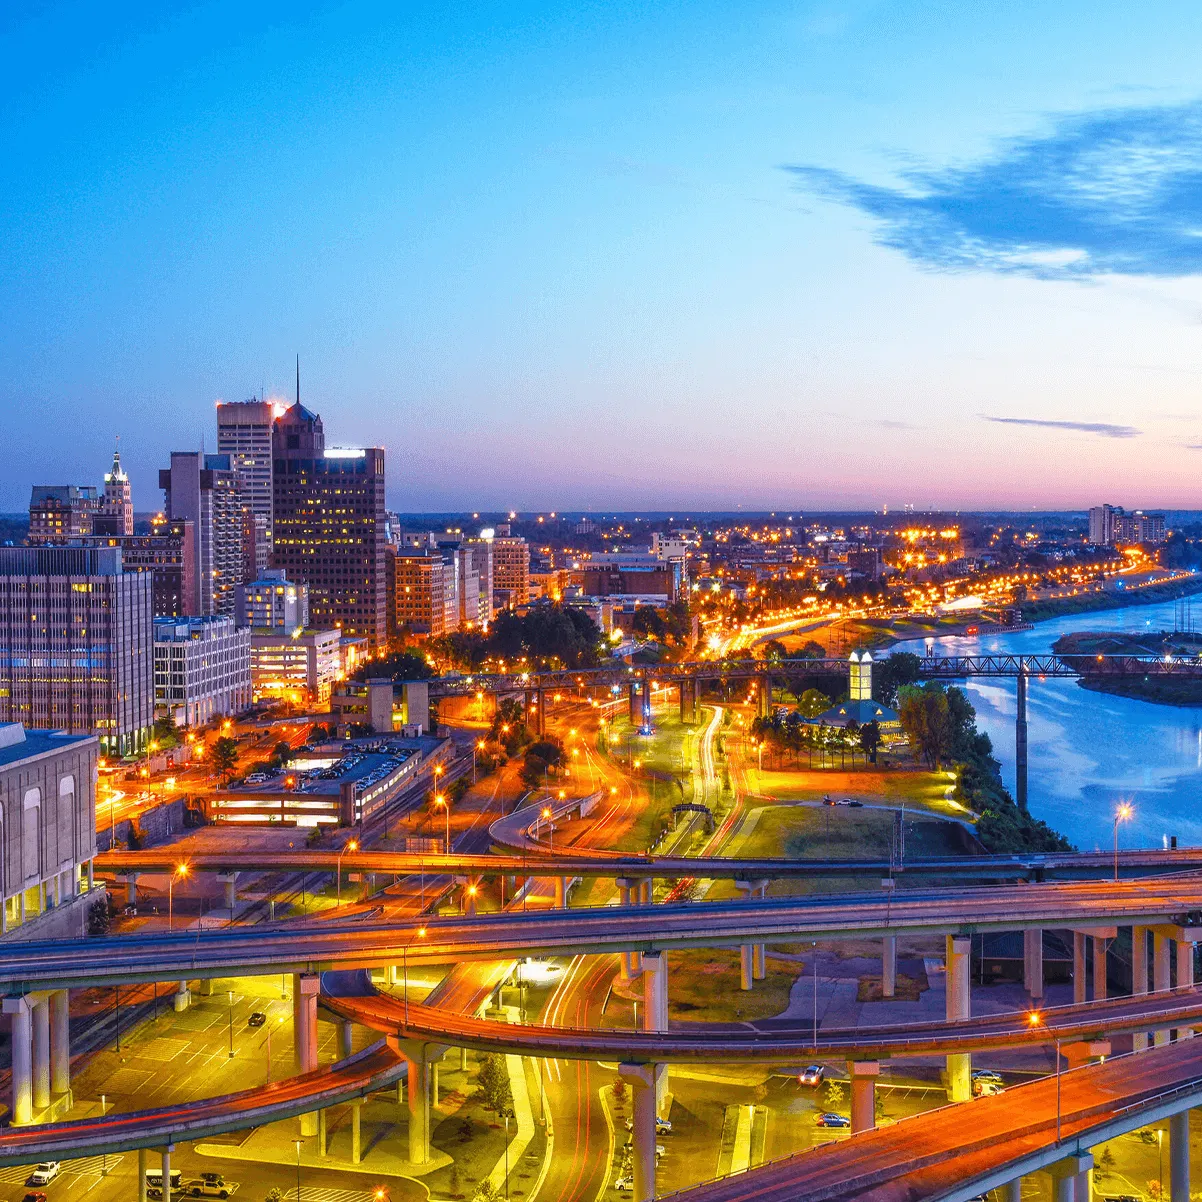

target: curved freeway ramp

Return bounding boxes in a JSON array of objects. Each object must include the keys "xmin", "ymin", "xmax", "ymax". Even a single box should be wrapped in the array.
[
  {"xmin": 661, "ymin": 1039, "xmax": 1202, "ymax": 1202},
  {"xmin": 322, "ymin": 985, "xmax": 1202, "ymax": 1063},
  {"xmin": 0, "ymin": 1041, "xmax": 404, "ymax": 1167}
]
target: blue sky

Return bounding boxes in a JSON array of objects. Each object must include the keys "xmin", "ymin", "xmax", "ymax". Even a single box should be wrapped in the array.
[{"xmin": 5, "ymin": 1, "xmax": 1202, "ymax": 512}]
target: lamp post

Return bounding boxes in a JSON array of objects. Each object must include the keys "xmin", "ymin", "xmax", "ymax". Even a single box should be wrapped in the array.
[
  {"xmin": 167, "ymin": 863, "xmax": 189, "ymax": 931},
  {"xmin": 294, "ymin": 1138, "xmax": 302, "ymax": 1202},
  {"xmin": 336, "ymin": 838, "xmax": 358, "ymax": 906},
  {"xmin": 227, "ymin": 990, "xmax": 234, "ymax": 1058},
  {"xmin": 435, "ymin": 794, "xmax": 449, "ymax": 853},
  {"xmin": 1113, "ymin": 802, "xmax": 1133, "ymax": 881},
  {"xmin": 541, "ymin": 807, "xmax": 553, "ymax": 851}
]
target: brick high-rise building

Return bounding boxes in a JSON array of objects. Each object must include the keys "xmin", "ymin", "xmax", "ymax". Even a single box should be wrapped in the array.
[
  {"xmin": 271, "ymin": 403, "xmax": 387, "ymax": 651},
  {"xmin": 388, "ymin": 550, "xmax": 449, "ymax": 638},
  {"xmin": 27, "ymin": 486, "xmax": 99, "ymax": 543},
  {"xmin": 492, "ymin": 535, "xmax": 530, "ymax": 609},
  {"xmin": 0, "ymin": 546, "xmax": 153, "ymax": 755}
]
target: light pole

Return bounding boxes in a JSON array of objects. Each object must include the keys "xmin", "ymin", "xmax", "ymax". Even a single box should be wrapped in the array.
[
  {"xmin": 336, "ymin": 838, "xmax": 358, "ymax": 906},
  {"xmin": 541, "ymin": 807, "xmax": 553, "ymax": 851},
  {"xmin": 435, "ymin": 794, "xmax": 449, "ymax": 853},
  {"xmin": 168, "ymin": 863, "xmax": 189, "ymax": 931},
  {"xmin": 811, "ymin": 941, "xmax": 818, "ymax": 1050},
  {"xmin": 100, "ymin": 1094, "xmax": 107, "ymax": 1174},
  {"xmin": 227, "ymin": 990, "xmax": 234, "ymax": 1058},
  {"xmin": 1113, "ymin": 802, "xmax": 1133, "ymax": 881},
  {"xmin": 294, "ymin": 1138, "xmax": 302, "ymax": 1202}
]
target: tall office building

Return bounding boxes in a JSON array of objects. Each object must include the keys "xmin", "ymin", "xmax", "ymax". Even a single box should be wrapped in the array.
[
  {"xmin": 1088, "ymin": 505, "xmax": 1167, "ymax": 547},
  {"xmin": 0, "ymin": 546, "xmax": 153, "ymax": 754},
  {"xmin": 153, "ymin": 615, "xmax": 251, "ymax": 727},
  {"xmin": 27, "ymin": 486, "xmax": 99, "ymax": 543},
  {"xmin": 387, "ymin": 551, "xmax": 450, "ymax": 638},
  {"xmin": 217, "ymin": 398, "xmax": 276, "ymax": 542},
  {"xmin": 159, "ymin": 452, "xmax": 244, "ymax": 618},
  {"xmin": 492, "ymin": 535, "xmax": 531, "ymax": 609},
  {"xmin": 271, "ymin": 403, "xmax": 387, "ymax": 651},
  {"xmin": 96, "ymin": 443, "xmax": 134, "ymax": 536},
  {"xmin": 462, "ymin": 536, "xmax": 495, "ymax": 627}
]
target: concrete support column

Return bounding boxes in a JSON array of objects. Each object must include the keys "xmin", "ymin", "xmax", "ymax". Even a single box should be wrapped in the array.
[
  {"xmin": 138, "ymin": 1148, "xmax": 147, "ymax": 1202},
  {"xmin": 740, "ymin": 944, "xmax": 753, "ymax": 991},
  {"xmin": 619, "ymin": 1062, "xmax": 657, "ymax": 1202},
  {"xmin": 403, "ymin": 1042, "xmax": 432, "ymax": 1165},
  {"xmin": 161, "ymin": 1145, "xmax": 174, "ymax": 1202},
  {"xmin": 945, "ymin": 936, "xmax": 972, "ymax": 1102},
  {"xmin": 1170, "ymin": 1109, "xmax": 1190, "ymax": 1202},
  {"xmin": 50, "ymin": 989, "xmax": 69, "ymax": 1097},
  {"xmin": 1049, "ymin": 1154, "xmax": 1092, "ymax": 1202},
  {"xmin": 1092, "ymin": 935, "xmax": 1108, "ymax": 1001},
  {"xmin": 31, "ymin": 996, "xmax": 50, "ymax": 1111},
  {"xmin": 351, "ymin": 1098, "xmax": 363, "ymax": 1165},
  {"xmin": 464, "ymin": 878, "xmax": 480, "ymax": 917},
  {"xmin": 318, "ymin": 1107, "xmax": 328, "ymax": 1156},
  {"xmin": 295, "ymin": 973, "xmax": 320, "ymax": 1137},
  {"xmin": 173, "ymin": 980, "xmax": 190, "ymax": 1012},
  {"xmin": 642, "ymin": 951, "xmax": 668, "ymax": 1031},
  {"xmin": 638, "ymin": 879, "xmax": 652, "ymax": 905},
  {"xmin": 1001, "ymin": 1180, "xmax": 1021, "ymax": 1202},
  {"xmin": 1133, "ymin": 925, "xmax": 1149, "ymax": 1052},
  {"xmin": 1177, "ymin": 940, "xmax": 1195, "ymax": 1040},
  {"xmin": 340, "ymin": 1020, "xmax": 354, "ymax": 1061},
  {"xmin": 4, "ymin": 996, "xmax": 32, "ymax": 1125},
  {"xmin": 218, "ymin": 872, "xmax": 238, "ymax": 911},
  {"xmin": 882, "ymin": 936, "xmax": 897, "ymax": 1000},
  {"xmin": 125, "ymin": 874, "xmax": 139, "ymax": 907},
  {"xmin": 1015, "ymin": 669, "xmax": 1028, "ymax": 811},
  {"xmin": 553, "ymin": 877, "xmax": 567, "ymax": 909},
  {"xmin": 1155, "ymin": 933, "xmax": 1173, "ymax": 1047},
  {"xmin": 1024, "ymin": 929, "xmax": 1044, "ymax": 1000},
  {"xmin": 616, "ymin": 878, "xmax": 637, "ymax": 980},
  {"xmin": 753, "ymin": 942, "xmax": 766, "ymax": 981},
  {"xmin": 1073, "ymin": 932, "xmax": 1087, "ymax": 1005},
  {"xmin": 849, "ymin": 1061, "xmax": 879, "ymax": 1134}
]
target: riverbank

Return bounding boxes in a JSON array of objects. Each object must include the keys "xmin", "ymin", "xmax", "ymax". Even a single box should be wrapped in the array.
[
  {"xmin": 1019, "ymin": 571, "xmax": 1202, "ymax": 623},
  {"xmin": 1052, "ymin": 629, "xmax": 1202, "ymax": 707}
]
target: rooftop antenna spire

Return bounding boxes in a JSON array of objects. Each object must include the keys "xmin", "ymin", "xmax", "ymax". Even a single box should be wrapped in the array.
[{"xmin": 296, "ymin": 355, "xmax": 300, "ymax": 407}]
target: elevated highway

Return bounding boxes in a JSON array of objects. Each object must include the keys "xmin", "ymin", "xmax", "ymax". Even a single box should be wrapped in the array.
[
  {"xmin": 95, "ymin": 842, "xmax": 1202, "ymax": 885},
  {"xmin": 323, "ymin": 984, "xmax": 1202, "ymax": 1064},
  {"xmin": 661, "ymin": 1038, "xmax": 1202, "ymax": 1202},
  {"xmin": 6, "ymin": 877, "xmax": 1202, "ymax": 990},
  {"xmin": 0, "ymin": 1041, "xmax": 404, "ymax": 1166}
]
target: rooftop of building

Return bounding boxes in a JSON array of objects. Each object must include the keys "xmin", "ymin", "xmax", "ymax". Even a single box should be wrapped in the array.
[
  {"xmin": 0, "ymin": 724, "xmax": 96, "ymax": 769},
  {"xmin": 153, "ymin": 615, "xmax": 240, "ymax": 639}
]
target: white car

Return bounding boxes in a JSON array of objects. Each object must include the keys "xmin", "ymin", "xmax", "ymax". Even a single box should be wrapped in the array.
[
  {"xmin": 625, "ymin": 1116, "xmax": 673, "ymax": 1133},
  {"xmin": 614, "ymin": 1176, "xmax": 634, "ymax": 1193},
  {"xmin": 26, "ymin": 1164, "xmax": 60, "ymax": 1186}
]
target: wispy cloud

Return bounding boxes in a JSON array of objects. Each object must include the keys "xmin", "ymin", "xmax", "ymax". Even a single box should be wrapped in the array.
[
  {"xmin": 786, "ymin": 101, "xmax": 1202, "ymax": 278},
  {"xmin": 984, "ymin": 417, "xmax": 1141, "ymax": 438}
]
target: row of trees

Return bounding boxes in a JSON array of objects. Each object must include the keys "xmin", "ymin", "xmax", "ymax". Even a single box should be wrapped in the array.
[
  {"xmin": 427, "ymin": 605, "xmax": 605, "ymax": 672},
  {"xmin": 750, "ymin": 711, "xmax": 883, "ymax": 769}
]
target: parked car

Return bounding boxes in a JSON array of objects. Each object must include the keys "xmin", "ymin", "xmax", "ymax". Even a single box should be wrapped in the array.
[
  {"xmin": 22, "ymin": 1192, "xmax": 47, "ymax": 1202},
  {"xmin": 845, "ymin": 799, "xmax": 864, "ymax": 807},
  {"xmin": 199, "ymin": 1175, "xmax": 227, "ymax": 1187},
  {"xmin": 247, "ymin": 1011, "xmax": 267, "ymax": 1027},
  {"xmin": 26, "ymin": 1165, "xmax": 60, "ymax": 1187},
  {"xmin": 614, "ymin": 1176, "xmax": 634, "ymax": 1193},
  {"xmin": 183, "ymin": 1180, "xmax": 231, "ymax": 1198},
  {"xmin": 971, "ymin": 1069, "xmax": 1003, "ymax": 1084},
  {"xmin": 799, "ymin": 1065, "xmax": 826, "ymax": 1086},
  {"xmin": 625, "ymin": 1115, "xmax": 672, "ymax": 1133},
  {"xmin": 973, "ymin": 1078, "xmax": 1005, "ymax": 1097},
  {"xmin": 813, "ymin": 1113, "xmax": 851, "ymax": 1128}
]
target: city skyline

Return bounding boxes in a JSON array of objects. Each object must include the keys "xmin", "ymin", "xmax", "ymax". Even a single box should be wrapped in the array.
[{"xmin": 6, "ymin": 2, "xmax": 1202, "ymax": 512}]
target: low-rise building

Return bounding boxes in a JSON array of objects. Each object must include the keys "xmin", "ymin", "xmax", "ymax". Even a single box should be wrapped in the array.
[
  {"xmin": 249, "ymin": 627, "xmax": 342, "ymax": 705},
  {"xmin": 153, "ymin": 615, "xmax": 251, "ymax": 727},
  {"xmin": 0, "ymin": 722, "xmax": 100, "ymax": 940},
  {"xmin": 27, "ymin": 486, "xmax": 100, "ymax": 543},
  {"xmin": 235, "ymin": 569, "xmax": 309, "ymax": 632}
]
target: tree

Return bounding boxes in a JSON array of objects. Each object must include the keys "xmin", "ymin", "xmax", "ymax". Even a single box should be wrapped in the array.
[
  {"xmin": 760, "ymin": 639, "xmax": 787, "ymax": 664},
  {"xmin": 859, "ymin": 720, "xmax": 881, "ymax": 764},
  {"xmin": 472, "ymin": 1183, "xmax": 502, "ymax": 1202},
  {"xmin": 798, "ymin": 689, "xmax": 831, "ymax": 719},
  {"xmin": 873, "ymin": 651, "xmax": 921, "ymax": 707},
  {"xmin": 354, "ymin": 648, "xmax": 434, "ymax": 682},
  {"xmin": 476, "ymin": 1052, "xmax": 512, "ymax": 1114},
  {"xmin": 211, "ymin": 736, "xmax": 239, "ymax": 783},
  {"xmin": 271, "ymin": 740, "xmax": 293, "ymax": 767},
  {"xmin": 897, "ymin": 684, "xmax": 953, "ymax": 769},
  {"xmin": 521, "ymin": 739, "xmax": 563, "ymax": 786},
  {"xmin": 822, "ymin": 1079, "xmax": 847, "ymax": 1112}
]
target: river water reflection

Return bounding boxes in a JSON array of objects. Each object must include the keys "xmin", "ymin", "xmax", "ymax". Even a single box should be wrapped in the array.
[{"xmin": 896, "ymin": 597, "xmax": 1202, "ymax": 851}]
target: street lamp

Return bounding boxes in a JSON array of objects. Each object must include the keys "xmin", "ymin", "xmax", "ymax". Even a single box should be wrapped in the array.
[
  {"xmin": 336, "ymin": 838, "xmax": 359, "ymax": 906},
  {"xmin": 227, "ymin": 990, "xmax": 234, "ymax": 1058},
  {"xmin": 435, "ymin": 794, "xmax": 450, "ymax": 853},
  {"xmin": 1113, "ymin": 802, "xmax": 1133, "ymax": 880},
  {"xmin": 168, "ymin": 863, "xmax": 189, "ymax": 931},
  {"xmin": 474, "ymin": 739, "xmax": 485, "ymax": 783},
  {"xmin": 541, "ymin": 807, "xmax": 553, "ymax": 851},
  {"xmin": 294, "ymin": 1138, "xmax": 303, "ymax": 1202}
]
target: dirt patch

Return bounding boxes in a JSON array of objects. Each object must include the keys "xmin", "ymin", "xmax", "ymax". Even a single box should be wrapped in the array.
[{"xmin": 856, "ymin": 972, "xmax": 927, "ymax": 1003}]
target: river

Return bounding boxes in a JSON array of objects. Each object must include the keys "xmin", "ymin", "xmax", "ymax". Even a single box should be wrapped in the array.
[{"xmin": 897, "ymin": 597, "xmax": 1202, "ymax": 851}]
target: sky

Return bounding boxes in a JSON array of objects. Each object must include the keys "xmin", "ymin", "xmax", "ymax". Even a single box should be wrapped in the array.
[{"xmin": 5, "ymin": 1, "xmax": 1202, "ymax": 513}]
